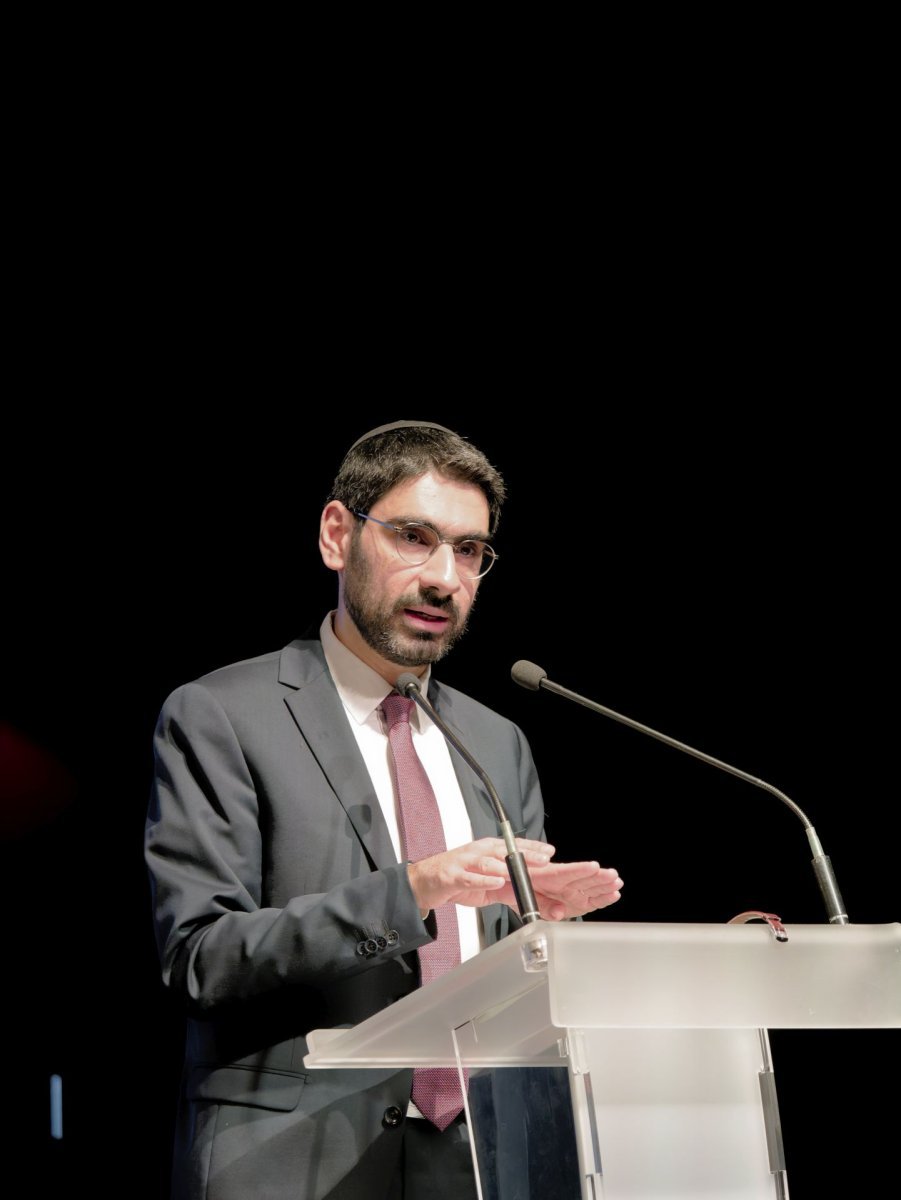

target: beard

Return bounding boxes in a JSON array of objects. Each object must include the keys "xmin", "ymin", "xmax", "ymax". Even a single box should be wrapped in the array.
[{"xmin": 342, "ymin": 532, "xmax": 473, "ymax": 668}]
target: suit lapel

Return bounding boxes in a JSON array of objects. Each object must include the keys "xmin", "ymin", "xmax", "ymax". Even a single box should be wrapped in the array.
[{"xmin": 280, "ymin": 642, "xmax": 398, "ymax": 872}]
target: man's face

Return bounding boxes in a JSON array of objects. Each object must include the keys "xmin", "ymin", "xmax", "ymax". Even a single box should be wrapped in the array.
[{"xmin": 339, "ymin": 471, "xmax": 491, "ymax": 675}]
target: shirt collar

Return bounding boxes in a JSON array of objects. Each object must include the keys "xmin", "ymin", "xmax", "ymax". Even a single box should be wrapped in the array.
[{"xmin": 320, "ymin": 612, "xmax": 431, "ymax": 728}]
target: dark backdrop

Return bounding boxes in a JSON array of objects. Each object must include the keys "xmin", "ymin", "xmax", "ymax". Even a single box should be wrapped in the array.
[{"xmin": 4, "ymin": 406, "xmax": 896, "ymax": 1198}]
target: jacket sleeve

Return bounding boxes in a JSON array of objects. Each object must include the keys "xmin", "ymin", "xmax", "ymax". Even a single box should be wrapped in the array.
[
  {"xmin": 513, "ymin": 720, "xmax": 547, "ymax": 843},
  {"xmin": 144, "ymin": 681, "xmax": 433, "ymax": 1014}
]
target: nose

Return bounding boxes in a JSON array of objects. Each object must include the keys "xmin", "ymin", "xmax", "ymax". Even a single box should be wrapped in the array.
[{"xmin": 417, "ymin": 542, "xmax": 463, "ymax": 595}]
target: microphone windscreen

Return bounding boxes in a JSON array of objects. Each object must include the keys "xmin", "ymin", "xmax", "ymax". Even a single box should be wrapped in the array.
[
  {"xmin": 511, "ymin": 660, "xmax": 548, "ymax": 691},
  {"xmin": 395, "ymin": 673, "xmax": 422, "ymax": 697}
]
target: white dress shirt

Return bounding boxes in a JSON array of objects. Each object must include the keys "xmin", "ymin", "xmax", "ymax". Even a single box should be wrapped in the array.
[{"xmin": 319, "ymin": 613, "xmax": 482, "ymax": 964}]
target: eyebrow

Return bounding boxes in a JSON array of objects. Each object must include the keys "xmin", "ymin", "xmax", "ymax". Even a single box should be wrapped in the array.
[{"xmin": 385, "ymin": 515, "xmax": 493, "ymax": 543}]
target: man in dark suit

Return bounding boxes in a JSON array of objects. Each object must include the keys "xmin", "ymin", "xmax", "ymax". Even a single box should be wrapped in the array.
[{"xmin": 145, "ymin": 421, "xmax": 623, "ymax": 1199}]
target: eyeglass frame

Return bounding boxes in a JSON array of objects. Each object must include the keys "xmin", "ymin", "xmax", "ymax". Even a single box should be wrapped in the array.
[{"xmin": 351, "ymin": 510, "xmax": 499, "ymax": 578}]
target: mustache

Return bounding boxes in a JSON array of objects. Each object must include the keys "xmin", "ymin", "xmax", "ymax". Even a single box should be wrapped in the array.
[{"xmin": 395, "ymin": 589, "xmax": 460, "ymax": 619}]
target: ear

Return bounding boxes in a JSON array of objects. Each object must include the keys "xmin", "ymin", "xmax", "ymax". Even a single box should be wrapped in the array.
[{"xmin": 319, "ymin": 501, "xmax": 355, "ymax": 571}]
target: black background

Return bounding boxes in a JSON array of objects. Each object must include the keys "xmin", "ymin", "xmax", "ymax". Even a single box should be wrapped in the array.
[
  {"xmin": 3, "ymin": 48, "xmax": 898, "ymax": 1191},
  {"xmin": 4, "ymin": 393, "xmax": 897, "ymax": 1198}
]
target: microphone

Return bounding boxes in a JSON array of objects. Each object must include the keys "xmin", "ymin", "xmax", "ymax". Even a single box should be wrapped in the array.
[
  {"xmin": 395, "ymin": 672, "xmax": 541, "ymax": 925},
  {"xmin": 511, "ymin": 660, "xmax": 849, "ymax": 925}
]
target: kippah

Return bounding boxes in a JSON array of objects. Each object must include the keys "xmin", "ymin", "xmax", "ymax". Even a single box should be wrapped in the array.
[{"xmin": 346, "ymin": 420, "xmax": 459, "ymax": 453}]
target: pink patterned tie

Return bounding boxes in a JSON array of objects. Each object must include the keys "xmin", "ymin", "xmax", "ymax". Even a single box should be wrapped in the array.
[{"xmin": 382, "ymin": 692, "xmax": 467, "ymax": 1131}]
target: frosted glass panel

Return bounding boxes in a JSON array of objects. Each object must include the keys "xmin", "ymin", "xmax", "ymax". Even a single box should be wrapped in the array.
[{"xmin": 545, "ymin": 922, "xmax": 901, "ymax": 1030}]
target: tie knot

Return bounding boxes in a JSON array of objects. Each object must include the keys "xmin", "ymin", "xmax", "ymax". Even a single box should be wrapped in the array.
[{"xmin": 381, "ymin": 692, "xmax": 414, "ymax": 729}]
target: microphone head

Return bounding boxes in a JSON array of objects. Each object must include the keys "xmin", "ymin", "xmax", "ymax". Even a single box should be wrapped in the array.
[
  {"xmin": 395, "ymin": 673, "xmax": 423, "ymax": 698},
  {"xmin": 511, "ymin": 660, "xmax": 548, "ymax": 691}
]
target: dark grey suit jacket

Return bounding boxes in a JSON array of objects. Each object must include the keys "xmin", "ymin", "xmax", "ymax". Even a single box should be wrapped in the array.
[{"xmin": 146, "ymin": 638, "xmax": 546, "ymax": 1200}]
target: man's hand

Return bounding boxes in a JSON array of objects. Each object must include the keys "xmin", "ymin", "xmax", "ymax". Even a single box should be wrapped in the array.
[
  {"xmin": 407, "ymin": 838, "xmax": 553, "ymax": 914},
  {"xmin": 407, "ymin": 839, "xmax": 623, "ymax": 920},
  {"xmin": 523, "ymin": 859, "xmax": 623, "ymax": 920}
]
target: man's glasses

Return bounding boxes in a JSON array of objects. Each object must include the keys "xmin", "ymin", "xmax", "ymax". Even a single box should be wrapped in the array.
[{"xmin": 353, "ymin": 511, "xmax": 498, "ymax": 579}]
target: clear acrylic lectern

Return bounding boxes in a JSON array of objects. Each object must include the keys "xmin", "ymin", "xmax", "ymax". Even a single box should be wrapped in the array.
[{"xmin": 305, "ymin": 921, "xmax": 901, "ymax": 1199}]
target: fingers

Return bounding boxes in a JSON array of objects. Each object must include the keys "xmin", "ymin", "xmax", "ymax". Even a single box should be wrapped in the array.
[
  {"xmin": 572, "ymin": 885, "xmax": 622, "ymax": 911},
  {"xmin": 528, "ymin": 862, "xmax": 622, "ymax": 893},
  {"xmin": 407, "ymin": 844, "xmax": 515, "ymax": 913},
  {"xmin": 510, "ymin": 837, "xmax": 556, "ymax": 863},
  {"xmin": 467, "ymin": 837, "xmax": 554, "ymax": 854},
  {"xmin": 560, "ymin": 874, "xmax": 623, "ymax": 910},
  {"xmin": 528, "ymin": 860, "xmax": 603, "ymax": 886},
  {"xmin": 528, "ymin": 862, "xmax": 624, "ymax": 920}
]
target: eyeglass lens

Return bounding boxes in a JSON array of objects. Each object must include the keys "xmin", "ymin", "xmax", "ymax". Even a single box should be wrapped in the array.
[{"xmin": 394, "ymin": 524, "xmax": 492, "ymax": 577}]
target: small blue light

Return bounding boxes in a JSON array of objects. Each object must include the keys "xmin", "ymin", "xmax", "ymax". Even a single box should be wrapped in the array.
[{"xmin": 50, "ymin": 1074, "xmax": 63, "ymax": 1140}]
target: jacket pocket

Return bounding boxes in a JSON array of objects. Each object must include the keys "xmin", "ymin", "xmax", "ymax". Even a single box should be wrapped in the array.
[{"xmin": 187, "ymin": 1064, "xmax": 307, "ymax": 1112}]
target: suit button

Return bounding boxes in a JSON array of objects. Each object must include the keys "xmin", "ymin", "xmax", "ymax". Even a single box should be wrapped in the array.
[
  {"xmin": 385, "ymin": 929, "xmax": 399, "ymax": 946},
  {"xmin": 382, "ymin": 1105, "xmax": 404, "ymax": 1128}
]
